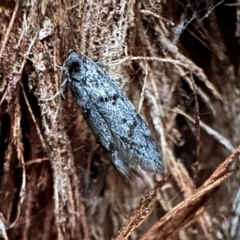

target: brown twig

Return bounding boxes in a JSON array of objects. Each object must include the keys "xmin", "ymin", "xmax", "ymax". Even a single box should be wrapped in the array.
[
  {"xmin": 115, "ymin": 174, "xmax": 170, "ymax": 240},
  {"xmin": 189, "ymin": 73, "xmax": 200, "ymax": 179},
  {"xmin": 140, "ymin": 146, "xmax": 240, "ymax": 240}
]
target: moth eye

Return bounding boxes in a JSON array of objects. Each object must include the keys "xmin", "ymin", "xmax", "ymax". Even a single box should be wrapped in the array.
[{"xmin": 69, "ymin": 61, "xmax": 81, "ymax": 76}]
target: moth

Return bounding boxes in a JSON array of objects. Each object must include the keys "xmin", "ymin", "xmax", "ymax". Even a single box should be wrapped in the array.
[{"xmin": 63, "ymin": 51, "xmax": 165, "ymax": 178}]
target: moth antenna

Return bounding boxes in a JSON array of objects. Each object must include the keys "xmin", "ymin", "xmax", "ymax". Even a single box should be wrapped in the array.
[{"xmin": 42, "ymin": 78, "xmax": 68, "ymax": 101}]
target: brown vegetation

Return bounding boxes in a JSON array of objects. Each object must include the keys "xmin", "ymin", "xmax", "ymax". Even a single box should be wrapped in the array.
[{"xmin": 0, "ymin": 0, "xmax": 239, "ymax": 239}]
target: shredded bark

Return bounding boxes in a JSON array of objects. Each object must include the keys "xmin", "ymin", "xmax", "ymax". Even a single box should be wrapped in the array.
[{"xmin": 0, "ymin": 0, "xmax": 239, "ymax": 239}]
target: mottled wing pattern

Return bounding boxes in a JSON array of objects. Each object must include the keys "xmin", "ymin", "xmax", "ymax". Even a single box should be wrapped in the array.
[{"xmin": 64, "ymin": 51, "xmax": 164, "ymax": 177}]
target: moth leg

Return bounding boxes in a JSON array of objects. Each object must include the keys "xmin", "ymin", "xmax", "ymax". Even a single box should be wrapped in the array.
[{"xmin": 109, "ymin": 150, "xmax": 130, "ymax": 181}]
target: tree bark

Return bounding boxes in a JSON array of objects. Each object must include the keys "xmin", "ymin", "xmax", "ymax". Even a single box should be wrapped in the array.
[{"xmin": 0, "ymin": 0, "xmax": 239, "ymax": 239}]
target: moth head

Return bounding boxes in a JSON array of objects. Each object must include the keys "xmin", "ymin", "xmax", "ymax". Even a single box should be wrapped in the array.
[{"xmin": 64, "ymin": 51, "xmax": 87, "ymax": 82}]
